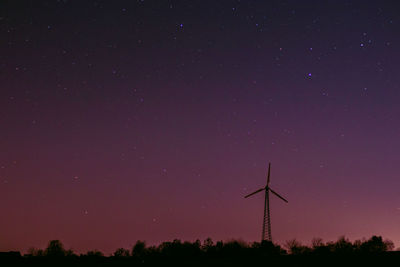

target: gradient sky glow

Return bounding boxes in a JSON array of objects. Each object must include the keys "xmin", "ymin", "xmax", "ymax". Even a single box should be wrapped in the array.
[{"xmin": 2, "ymin": 0, "xmax": 400, "ymax": 254}]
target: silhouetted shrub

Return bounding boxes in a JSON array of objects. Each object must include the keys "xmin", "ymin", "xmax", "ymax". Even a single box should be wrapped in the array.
[
  {"xmin": 132, "ymin": 240, "xmax": 147, "ymax": 258},
  {"xmin": 359, "ymin": 236, "xmax": 394, "ymax": 253},
  {"xmin": 285, "ymin": 239, "xmax": 311, "ymax": 255},
  {"xmin": 27, "ymin": 247, "xmax": 44, "ymax": 257},
  {"xmin": 157, "ymin": 239, "xmax": 202, "ymax": 259},
  {"xmin": 332, "ymin": 236, "xmax": 354, "ymax": 254},
  {"xmin": 202, "ymin": 237, "xmax": 214, "ymax": 252},
  {"xmin": 384, "ymin": 239, "xmax": 395, "ymax": 251},
  {"xmin": 84, "ymin": 250, "xmax": 104, "ymax": 257},
  {"xmin": 311, "ymin": 237, "xmax": 324, "ymax": 249},
  {"xmin": 113, "ymin": 248, "xmax": 130, "ymax": 257},
  {"xmin": 261, "ymin": 240, "xmax": 286, "ymax": 255},
  {"xmin": 44, "ymin": 240, "xmax": 66, "ymax": 257}
]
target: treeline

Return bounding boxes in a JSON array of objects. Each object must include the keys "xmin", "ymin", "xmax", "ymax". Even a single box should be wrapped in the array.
[
  {"xmin": 1, "ymin": 236, "xmax": 398, "ymax": 266},
  {"xmin": 25, "ymin": 235, "xmax": 394, "ymax": 258}
]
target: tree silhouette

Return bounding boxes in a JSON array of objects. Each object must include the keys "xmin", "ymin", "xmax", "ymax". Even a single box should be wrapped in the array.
[
  {"xmin": 333, "ymin": 236, "xmax": 354, "ymax": 254},
  {"xmin": 28, "ymin": 247, "xmax": 44, "ymax": 257},
  {"xmin": 44, "ymin": 240, "xmax": 66, "ymax": 257},
  {"xmin": 113, "ymin": 248, "xmax": 130, "ymax": 257},
  {"xmin": 360, "ymin": 236, "xmax": 394, "ymax": 253},
  {"xmin": 259, "ymin": 240, "xmax": 286, "ymax": 255},
  {"xmin": 85, "ymin": 250, "xmax": 104, "ymax": 257},
  {"xmin": 384, "ymin": 239, "xmax": 395, "ymax": 251},
  {"xmin": 310, "ymin": 238, "xmax": 332, "ymax": 255},
  {"xmin": 131, "ymin": 240, "xmax": 147, "ymax": 259},
  {"xmin": 285, "ymin": 239, "xmax": 310, "ymax": 255},
  {"xmin": 311, "ymin": 237, "xmax": 324, "ymax": 249},
  {"xmin": 202, "ymin": 237, "xmax": 214, "ymax": 252}
]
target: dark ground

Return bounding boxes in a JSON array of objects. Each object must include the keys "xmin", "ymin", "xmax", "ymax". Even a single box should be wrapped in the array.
[{"xmin": 2, "ymin": 251, "xmax": 400, "ymax": 267}]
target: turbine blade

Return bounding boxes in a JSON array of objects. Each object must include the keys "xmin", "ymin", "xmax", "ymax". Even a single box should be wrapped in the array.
[
  {"xmin": 269, "ymin": 188, "xmax": 288, "ymax": 203},
  {"xmin": 244, "ymin": 188, "xmax": 265, "ymax": 198},
  {"xmin": 267, "ymin": 163, "xmax": 271, "ymax": 186}
]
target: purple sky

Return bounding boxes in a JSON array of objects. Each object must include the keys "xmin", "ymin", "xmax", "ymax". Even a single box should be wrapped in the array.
[{"xmin": 1, "ymin": 0, "xmax": 400, "ymax": 254}]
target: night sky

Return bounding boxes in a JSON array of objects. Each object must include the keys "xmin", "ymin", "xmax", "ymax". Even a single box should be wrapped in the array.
[{"xmin": 2, "ymin": 0, "xmax": 400, "ymax": 254}]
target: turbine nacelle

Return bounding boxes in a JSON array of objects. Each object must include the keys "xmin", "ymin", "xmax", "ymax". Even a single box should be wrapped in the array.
[
  {"xmin": 244, "ymin": 186, "xmax": 288, "ymax": 203},
  {"xmin": 244, "ymin": 163, "xmax": 288, "ymax": 203}
]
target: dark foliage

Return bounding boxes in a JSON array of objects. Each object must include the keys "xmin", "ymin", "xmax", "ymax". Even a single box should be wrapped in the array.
[{"xmin": 1, "ymin": 236, "xmax": 398, "ymax": 266}]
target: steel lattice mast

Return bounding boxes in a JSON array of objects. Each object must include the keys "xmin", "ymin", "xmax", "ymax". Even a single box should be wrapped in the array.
[
  {"xmin": 245, "ymin": 163, "xmax": 288, "ymax": 243},
  {"xmin": 262, "ymin": 189, "xmax": 272, "ymax": 241}
]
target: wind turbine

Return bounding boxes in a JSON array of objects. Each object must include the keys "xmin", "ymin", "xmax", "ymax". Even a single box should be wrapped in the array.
[{"xmin": 244, "ymin": 163, "xmax": 288, "ymax": 242}]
